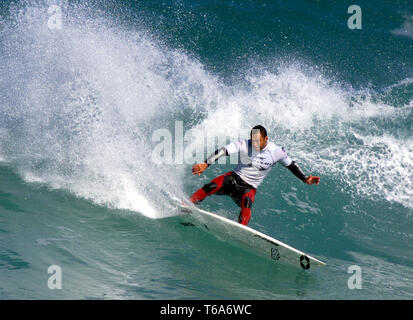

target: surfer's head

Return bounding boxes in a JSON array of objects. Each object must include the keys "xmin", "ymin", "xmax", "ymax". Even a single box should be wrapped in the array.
[{"xmin": 250, "ymin": 125, "xmax": 268, "ymax": 151}]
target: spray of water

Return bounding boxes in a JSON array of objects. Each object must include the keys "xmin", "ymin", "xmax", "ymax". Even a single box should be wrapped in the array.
[{"xmin": 0, "ymin": 0, "xmax": 221, "ymax": 218}]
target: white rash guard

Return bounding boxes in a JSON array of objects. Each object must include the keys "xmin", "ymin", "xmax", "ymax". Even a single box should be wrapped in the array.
[{"xmin": 224, "ymin": 139, "xmax": 293, "ymax": 189}]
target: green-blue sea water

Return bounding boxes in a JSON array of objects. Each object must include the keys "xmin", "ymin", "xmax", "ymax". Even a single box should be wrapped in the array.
[{"xmin": 0, "ymin": 0, "xmax": 412, "ymax": 299}]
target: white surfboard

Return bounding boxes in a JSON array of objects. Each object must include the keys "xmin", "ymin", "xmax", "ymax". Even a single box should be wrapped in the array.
[{"xmin": 178, "ymin": 202, "xmax": 326, "ymax": 270}]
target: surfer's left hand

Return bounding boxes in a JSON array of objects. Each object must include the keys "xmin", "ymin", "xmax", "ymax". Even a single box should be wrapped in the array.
[{"xmin": 305, "ymin": 176, "xmax": 320, "ymax": 185}]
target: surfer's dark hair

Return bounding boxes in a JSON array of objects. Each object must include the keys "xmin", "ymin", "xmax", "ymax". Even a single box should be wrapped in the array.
[{"xmin": 250, "ymin": 125, "xmax": 267, "ymax": 138}]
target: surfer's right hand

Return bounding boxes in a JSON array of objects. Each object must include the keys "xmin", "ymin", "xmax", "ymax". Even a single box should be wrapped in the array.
[{"xmin": 192, "ymin": 163, "xmax": 208, "ymax": 176}]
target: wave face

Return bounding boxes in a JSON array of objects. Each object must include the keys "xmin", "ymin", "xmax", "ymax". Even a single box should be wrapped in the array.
[{"xmin": 0, "ymin": 0, "xmax": 412, "ymax": 299}]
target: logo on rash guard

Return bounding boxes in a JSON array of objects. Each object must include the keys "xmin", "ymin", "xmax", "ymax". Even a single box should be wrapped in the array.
[{"xmin": 251, "ymin": 157, "xmax": 272, "ymax": 170}]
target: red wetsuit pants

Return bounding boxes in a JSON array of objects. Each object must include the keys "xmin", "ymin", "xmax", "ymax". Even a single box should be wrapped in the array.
[{"xmin": 190, "ymin": 171, "xmax": 257, "ymax": 225}]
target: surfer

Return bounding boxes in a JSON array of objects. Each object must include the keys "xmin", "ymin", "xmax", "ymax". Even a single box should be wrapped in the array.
[{"xmin": 190, "ymin": 125, "xmax": 320, "ymax": 226}]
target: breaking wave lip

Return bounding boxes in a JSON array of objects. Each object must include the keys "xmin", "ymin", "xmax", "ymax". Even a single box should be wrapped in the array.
[{"xmin": 0, "ymin": 0, "xmax": 412, "ymax": 218}]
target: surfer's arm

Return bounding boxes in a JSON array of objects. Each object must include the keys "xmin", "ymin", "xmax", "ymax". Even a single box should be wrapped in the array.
[
  {"xmin": 277, "ymin": 147, "xmax": 320, "ymax": 185},
  {"xmin": 286, "ymin": 161, "xmax": 307, "ymax": 182},
  {"xmin": 204, "ymin": 147, "xmax": 229, "ymax": 167},
  {"xmin": 192, "ymin": 147, "xmax": 229, "ymax": 176},
  {"xmin": 286, "ymin": 161, "xmax": 320, "ymax": 185}
]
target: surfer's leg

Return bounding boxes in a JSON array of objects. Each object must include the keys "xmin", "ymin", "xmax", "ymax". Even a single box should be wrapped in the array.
[
  {"xmin": 190, "ymin": 171, "xmax": 232, "ymax": 204},
  {"xmin": 238, "ymin": 189, "xmax": 257, "ymax": 225}
]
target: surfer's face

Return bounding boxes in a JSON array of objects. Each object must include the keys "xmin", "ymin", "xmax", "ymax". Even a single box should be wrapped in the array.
[{"xmin": 251, "ymin": 133, "xmax": 268, "ymax": 151}]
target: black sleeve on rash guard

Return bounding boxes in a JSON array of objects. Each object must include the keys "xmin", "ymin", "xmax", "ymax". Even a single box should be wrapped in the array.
[
  {"xmin": 204, "ymin": 147, "xmax": 229, "ymax": 167},
  {"xmin": 286, "ymin": 161, "xmax": 307, "ymax": 183}
]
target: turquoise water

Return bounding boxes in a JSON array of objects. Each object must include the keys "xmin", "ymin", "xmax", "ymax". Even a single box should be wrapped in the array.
[{"xmin": 0, "ymin": 0, "xmax": 412, "ymax": 299}]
